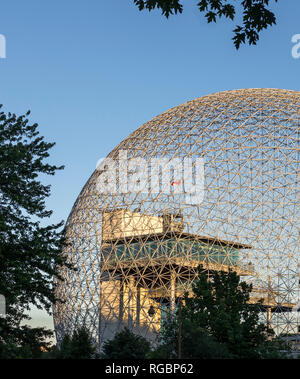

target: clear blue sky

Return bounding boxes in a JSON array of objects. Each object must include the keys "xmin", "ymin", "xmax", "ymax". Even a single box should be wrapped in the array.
[{"xmin": 1, "ymin": 0, "xmax": 299, "ymax": 336}]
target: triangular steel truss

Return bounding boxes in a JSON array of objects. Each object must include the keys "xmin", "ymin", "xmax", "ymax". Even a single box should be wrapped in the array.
[{"xmin": 53, "ymin": 88, "xmax": 300, "ymax": 350}]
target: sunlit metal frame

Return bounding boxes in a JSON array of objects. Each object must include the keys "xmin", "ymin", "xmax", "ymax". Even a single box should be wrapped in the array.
[{"xmin": 53, "ymin": 88, "xmax": 300, "ymax": 349}]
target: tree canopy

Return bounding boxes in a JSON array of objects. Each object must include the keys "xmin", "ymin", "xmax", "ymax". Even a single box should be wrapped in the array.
[
  {"xmin": 133, "ymin": 0, "xmax": 278, "ymax": 49},
  {"xmin": 101, "ymin": 327, "xmax": 151, "ymax": 359},
  {"xmin": 50, "ymin": 327, "xmax": 98, "ymax": 359},
  {"xmin": 152, "ymin": 266, "xmax": 287, "ymax": 359},
  {"xmin": 0, "ymin": 106, "xmax": 70, "ymax": 358}
]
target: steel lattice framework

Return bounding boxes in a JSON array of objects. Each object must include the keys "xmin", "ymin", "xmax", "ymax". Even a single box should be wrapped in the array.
[{"xmin": 53, "ymin": 88, "xmax": 300, "ymax": 349}]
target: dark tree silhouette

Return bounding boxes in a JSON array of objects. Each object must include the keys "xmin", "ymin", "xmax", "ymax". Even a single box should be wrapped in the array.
[
  {"xmin": 101, "ymin": 327, "xmax": 151, "ymax": 359},
  {"xmin": 151, "ymin": 266, "xmax": 287, "ymax": 359},
  {"xmin": 133, "ymin": 0, "xmax": 278, "ymax": 49},
  {"xmin": 0, "ymin": 106, "xmax": 71, "ymax": 358},
  {"xmin": 53, "ymin": 327, "xmax": 98, "ymax": 359}
]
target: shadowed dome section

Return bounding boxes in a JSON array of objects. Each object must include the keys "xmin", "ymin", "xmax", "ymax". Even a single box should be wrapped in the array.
[{"xmin": 53, "ymin": 88, "xmax": 300, "ymax": 350}]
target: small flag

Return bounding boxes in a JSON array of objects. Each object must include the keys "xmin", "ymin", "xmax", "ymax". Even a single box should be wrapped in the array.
[{"xmin": 171, "ymin": 180, "xmax": 181, "ymax": 186}]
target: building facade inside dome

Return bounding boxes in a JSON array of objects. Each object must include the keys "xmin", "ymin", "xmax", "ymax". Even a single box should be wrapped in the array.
[{"xmin": 53, "ymin": 88, "xmax": 300, "ymax": 349}]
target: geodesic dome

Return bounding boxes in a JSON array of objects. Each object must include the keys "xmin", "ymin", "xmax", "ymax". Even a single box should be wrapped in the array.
[{"xmin": 53, "ymin": 88, "xmax": 300, "ymax": 348}]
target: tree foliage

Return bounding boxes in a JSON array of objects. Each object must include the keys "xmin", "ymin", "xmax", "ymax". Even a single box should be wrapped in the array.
[
  {"xmin": 0, "ymin": 105, "xmax": 70, "ymax": 357},
  {"xmin": 52, "ymin": 327, "xmax": 98, "ymax": 359},
  {"xmin": 152, "ymin": 266, "xmax": 286, "ymax": 359},
  {"xmin": 150, "ymin": 317, "xmax": 232, "ymax": 359},
  {"xmin": 101, "ymin": 327, "xmax": 151, "ymax": 359},
  {"xmin": 183, "ymin": 267, "xmax": 268, "ymax": 358},
  {"xmin": 133, "ymin": 0, "xmax": 278, "ymax": 49},
  {"xmin": 0, "ymin": 325, "xmax": 53, "ymax": 359}
]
